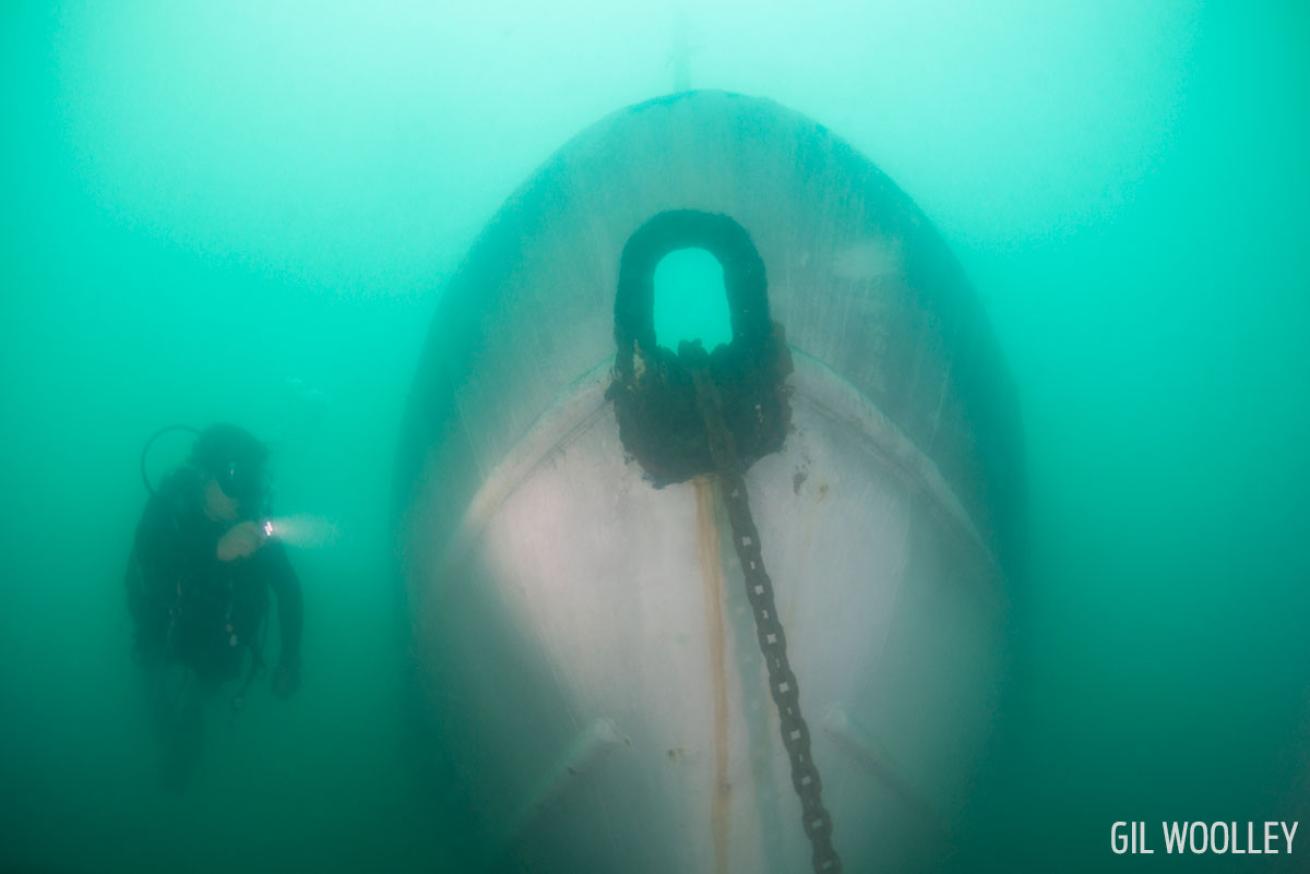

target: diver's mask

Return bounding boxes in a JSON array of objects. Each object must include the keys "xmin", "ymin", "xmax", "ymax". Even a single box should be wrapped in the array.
[{"xmin": 217, "ymin": 458, "xmax": 268, "ymax": 512}]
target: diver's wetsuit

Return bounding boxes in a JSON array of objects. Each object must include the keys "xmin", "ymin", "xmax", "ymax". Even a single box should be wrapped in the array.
[
  {"xmin": 126, "ymin": 466, "xmax": 302, "ymax": 684},
  {"xmin": 125, "ymin": 466, "xmax": 302, "ymax": 789}
]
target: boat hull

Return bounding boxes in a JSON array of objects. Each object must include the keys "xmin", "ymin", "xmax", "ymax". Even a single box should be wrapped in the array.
[{"xmin": 398, "ymin": 90, "xmax": 1022, "ymax": 872}]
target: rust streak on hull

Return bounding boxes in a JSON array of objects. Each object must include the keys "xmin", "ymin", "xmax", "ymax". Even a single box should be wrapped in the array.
[{"xmin": 695, "ymin": 476, "xmax": 730, "ymax": 874}]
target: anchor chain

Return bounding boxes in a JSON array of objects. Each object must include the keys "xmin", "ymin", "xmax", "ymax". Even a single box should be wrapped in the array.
[{"xmin": 690, "ymin": 365, "xmax": 842, "ymax": 874}]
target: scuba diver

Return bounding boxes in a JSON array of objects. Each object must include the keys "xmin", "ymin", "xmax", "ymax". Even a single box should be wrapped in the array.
[{"xmin": 125, "ymin": 423, "xmax": 303, "ymax": 791}]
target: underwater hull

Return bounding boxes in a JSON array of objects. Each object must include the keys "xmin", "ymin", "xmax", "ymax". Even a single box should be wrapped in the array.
[
  {"xmin": 414, "ymin": 359, "xmax": 1000, "ymax": 871},
  {"xmin": 399, "ymin": 91, "xmax": 1021, "ymax": 871}
]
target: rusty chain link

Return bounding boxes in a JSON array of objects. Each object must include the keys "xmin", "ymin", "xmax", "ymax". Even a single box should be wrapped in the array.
[{"xmin": 690, "ymin": 366, "xmax": 842, "ymax": 874}]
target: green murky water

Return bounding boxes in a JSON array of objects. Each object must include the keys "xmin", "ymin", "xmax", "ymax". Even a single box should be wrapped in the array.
[{"xmin": 2, "ymin": 3, "xmax": 1307, "ymax": 871}]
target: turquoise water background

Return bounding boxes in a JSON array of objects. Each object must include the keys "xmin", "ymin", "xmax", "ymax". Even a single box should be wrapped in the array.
[{"xmin": 3, "ymin": 3, "xmax": 1308, "ymax": 871}]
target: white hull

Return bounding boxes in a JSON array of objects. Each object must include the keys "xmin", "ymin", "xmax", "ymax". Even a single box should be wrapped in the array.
[{"xmin": 399, "ymin": 90, "xmax": 1021, "ymax": 872}]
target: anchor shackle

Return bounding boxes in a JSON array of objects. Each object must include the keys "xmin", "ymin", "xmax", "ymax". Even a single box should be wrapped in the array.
[
  {"xmin": 608, "ymin": 210, "xmax": 793, "ymax": 485},
  {"xmin": 614, "ymin": 209, "xmax": 773, "ymax": 360}
]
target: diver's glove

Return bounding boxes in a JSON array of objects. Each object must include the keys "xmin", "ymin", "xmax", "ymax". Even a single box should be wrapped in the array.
[
  {"xmin": 271, "ymin": 656, "xmax": 300, "ymax": 700},
  {"xmin": 217, "ymin": 520, "xmax": 267, "ymax": 562}
]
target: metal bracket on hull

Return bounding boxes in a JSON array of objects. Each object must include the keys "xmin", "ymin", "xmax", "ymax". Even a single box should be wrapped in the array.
[
  {"xmin": 822, "ymin": 706, "xmax": 945, "ymax": 835},
  {"xmin": 506, "ymin": 717, "xmax": 626, "ymax": 846}
]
